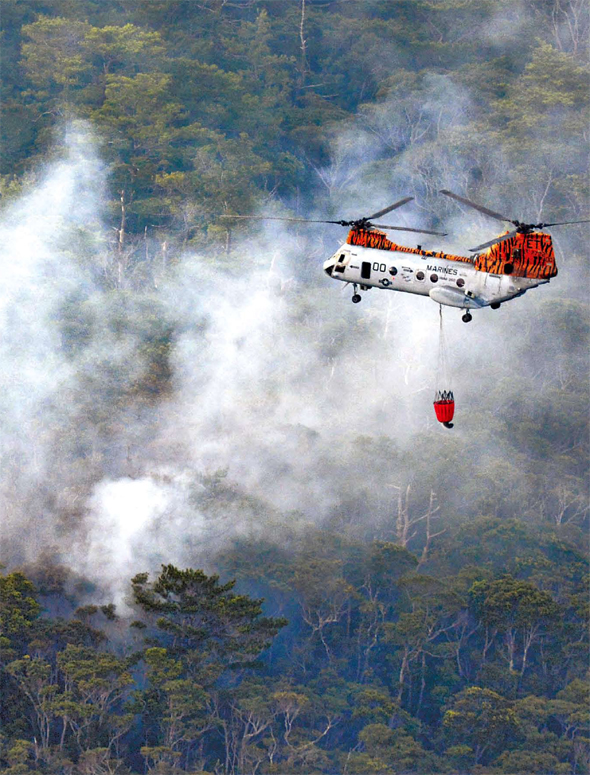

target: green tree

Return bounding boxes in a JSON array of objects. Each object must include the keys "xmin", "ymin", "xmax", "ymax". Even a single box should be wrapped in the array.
[
  {"xmin": 139, "ymin": 646, "xmax": 211, "ymax": 765},
  {"xmin": 0, "ymin": 572, "xmax": 41, "ymax": 661},
  {"xmin": 54, "ymin": 645, "xmax": 134, "ymax": 757},
  {"xmin": 443, "ymin": 686, "xmax": 519, "ymax": 765},
  {"xmin": 291, "ymin": 555, "xmax": 353, "ymax": 664},
  {"xmin": 385, "ymin": 574, "xmax": 464, "ymax": 709},
  {"xmin": 82, "ymin": 23, "xmax": 165, "ymax": 78},
  {"xmin": 0, "ymin": 737, "xmax": 35, "ymax": 774},
  {"xmin": 21, "ymin": 17, "xmax": 92, "ymax": 106},
  {"xmin": 469, "ymin": 575, "xmax": 559, "ymax": 678},
  {"xmin": 5, "ymin": 657, "xmax": 57, "ymax": 753},
  {"xmin": 345, "ymin": 720, "xmax": 436, "ymax": 775},
  {"xmin": 352, "ymin": 543, "xmax": 419, "ymax": 684},
  {"xmin": 132, "ymin": 564, "xmax": 287, "ymax": 678}
]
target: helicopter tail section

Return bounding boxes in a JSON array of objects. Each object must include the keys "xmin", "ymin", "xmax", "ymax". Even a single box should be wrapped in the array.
[{"xmin": 474, "ymin": 232, "xmax": 557, "ymax": 279}]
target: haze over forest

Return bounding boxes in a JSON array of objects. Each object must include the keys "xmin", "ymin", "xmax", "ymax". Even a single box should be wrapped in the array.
[{"xmin": 0, "ymin": 1, "xmax": 588, "ymax": 773}]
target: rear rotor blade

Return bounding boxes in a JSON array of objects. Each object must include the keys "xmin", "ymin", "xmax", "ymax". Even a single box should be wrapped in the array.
[
  {"xmin": 469, "ymin": 230, "xmax": 518, "ymax": 252},
  {"xmin": 540, "ymin": 219, "xmax": 590, "ymax": 227},
  {"xmin": 372, "ymin": 223, "xmax": 447, "ymax": 236},
  {"xmin": 366, "ymin": 197, "xmax": 414, "ymax": 221},
  {"xmin": 440, "ymin": 190, "xmax": 513, "ymax": 224}
]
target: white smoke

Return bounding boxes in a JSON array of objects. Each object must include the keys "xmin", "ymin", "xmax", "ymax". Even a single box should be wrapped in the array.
[
  {"xmin": 0, "ymin": 123, "xmax": 103, "ymax": 561},
  {"xmin": 73, "ymin": 476, "xmax": 201, "ymax": 609},
  {"xmin": 1, "ymin": 34, "xmax": 587, "ymax": 607}
]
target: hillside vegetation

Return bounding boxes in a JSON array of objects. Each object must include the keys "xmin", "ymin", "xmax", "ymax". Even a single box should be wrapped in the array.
[{"xmin": 0, "ymin": 1, "xmax": 588, "ymax": 773}]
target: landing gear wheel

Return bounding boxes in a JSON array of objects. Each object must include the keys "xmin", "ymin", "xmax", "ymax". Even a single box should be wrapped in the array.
[
  {"xmin": 352, "ymin": 294, "xmax": 362, "ymax": 303},
  {"xmin": 490, "ymin": 302, "xmax": 501, "ymax": 310},
  {"xmin": 462, "ymin": 312, "xmax": 472, "ymax": 323}
]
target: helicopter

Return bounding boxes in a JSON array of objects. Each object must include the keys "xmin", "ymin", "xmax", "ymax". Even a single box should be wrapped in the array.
[{"xmin": 221, "ymin": 191, "xmax": 589, "ymax": 322}]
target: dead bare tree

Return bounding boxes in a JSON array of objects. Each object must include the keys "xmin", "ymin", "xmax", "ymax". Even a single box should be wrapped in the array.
[
  {"xmin": 418, "ymin": 491, "xmax": 446, "ymax": 567},
  {"xmin": 550, "ymin": 0, "xmax": 589, "ymax": 54},
  {"xmin": 388, "ymin": 485, "xmax": 443, "ymax": 553},
  {"xmin": 299, "ymin": 0, "xmax": 308, "ymax": 88}
]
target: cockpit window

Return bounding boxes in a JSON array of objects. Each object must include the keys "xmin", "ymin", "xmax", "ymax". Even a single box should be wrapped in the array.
[{"xmin": 338, "ymin": 254, "xmax": 346, "ymax": 262}]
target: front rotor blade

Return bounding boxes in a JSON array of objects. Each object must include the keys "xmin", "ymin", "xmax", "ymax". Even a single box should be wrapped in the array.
[
  {"xmin": 440, "ymin": 190, "xmax": 512, "ymax": 223},
  {"xmin": 218, "ymin": 215, "xmax": 343, "ymax": 224},
  {"xmin": 469, "ymin": 230, "xmax": 518, "ymax": 252},
  {"xmin": 372, "ymin": 223, "xmax": 447, "ymax": 236},
  {"xmin": 366, "ymin": 196, "xmax": 414, "ymax": 221},
  {"xmin": 540, "ymin": 219, "xmax": 590, "ymax": 227}
]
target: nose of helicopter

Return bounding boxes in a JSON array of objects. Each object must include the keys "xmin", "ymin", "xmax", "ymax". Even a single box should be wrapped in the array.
[
  {"xmin": 324, "ymin": 250, "xmax": 343, "ymax": 277},
  {"xmin": 323, "ymin": 257, "xmax": 336, "ymax": 276}
]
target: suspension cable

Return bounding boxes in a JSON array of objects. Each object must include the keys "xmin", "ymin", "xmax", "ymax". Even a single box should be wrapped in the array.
[{"xmin": 435, "ymin": 305, "xmax": 450, "ymax": 399}]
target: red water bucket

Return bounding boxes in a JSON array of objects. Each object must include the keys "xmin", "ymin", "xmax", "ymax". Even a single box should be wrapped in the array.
[{"xmin": 434, "ymin": 399, "xmax": 455, "ymax": 424}]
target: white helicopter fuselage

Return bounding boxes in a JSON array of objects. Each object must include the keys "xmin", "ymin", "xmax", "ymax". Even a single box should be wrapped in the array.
[{"xmin": 324, "ymin": 243, "xmax": 547, "ymax": 309}]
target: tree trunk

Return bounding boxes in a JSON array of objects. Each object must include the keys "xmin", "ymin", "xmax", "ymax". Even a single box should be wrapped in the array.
[
  {"xmin": 298, "ymin": 0, "xmax": 307, "ymax": 88},
  {"xmin": 117, "ymin": 190, "xmax": 126, "ymax": 288},
  {"xmin": 397, "ymin": 646, "xmax": 409, "ymax": 703}
]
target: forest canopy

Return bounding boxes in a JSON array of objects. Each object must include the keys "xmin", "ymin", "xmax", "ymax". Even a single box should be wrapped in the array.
[{"xmin": 0, "ymin": 1, "xmax": 588, "ymax": 773}]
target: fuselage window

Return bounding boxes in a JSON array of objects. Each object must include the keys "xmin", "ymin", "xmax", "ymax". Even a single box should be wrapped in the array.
[
  {"xmin": 416, "ymin": 271, "xmax": 425, "ymax": 281},
  {"xmin": 430, "ymin": 273, "xmax": 439, "ymax": 283},
  {"xmin": 372, "ymin": 262, "xmax": 387, "ymax": 272},
  {"xmin": 361, "ymin": 261, "xmax": 371, "ymax": 279},
  {"xmin": 338, "ymin": 254, "xmax": 346, "ymax": 262},
  {"xmin": 389, "ymin": 266, "xmax": 398, "ymax": 276},
  {"xmin": 456, "ymin": 278, "xmax": 465, "ymax": 288}
]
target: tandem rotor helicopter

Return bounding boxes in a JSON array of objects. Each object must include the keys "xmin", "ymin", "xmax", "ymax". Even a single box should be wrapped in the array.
[{"xmin": 222, "ymin": 190, "xmax": 588, "ymax": 323}]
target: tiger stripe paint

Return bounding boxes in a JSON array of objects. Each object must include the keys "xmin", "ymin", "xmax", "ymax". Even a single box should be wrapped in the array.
[
  {"xmin": 346, "ymin": 228, "xmax": 557, "ymax": 279},
  {"xmin": 346, "ymin": 229, "xmax": 474, "ymax": 264},
  {"xmin": 473, "ymin": 231, "xmax": 557, "ymax": 279}
]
